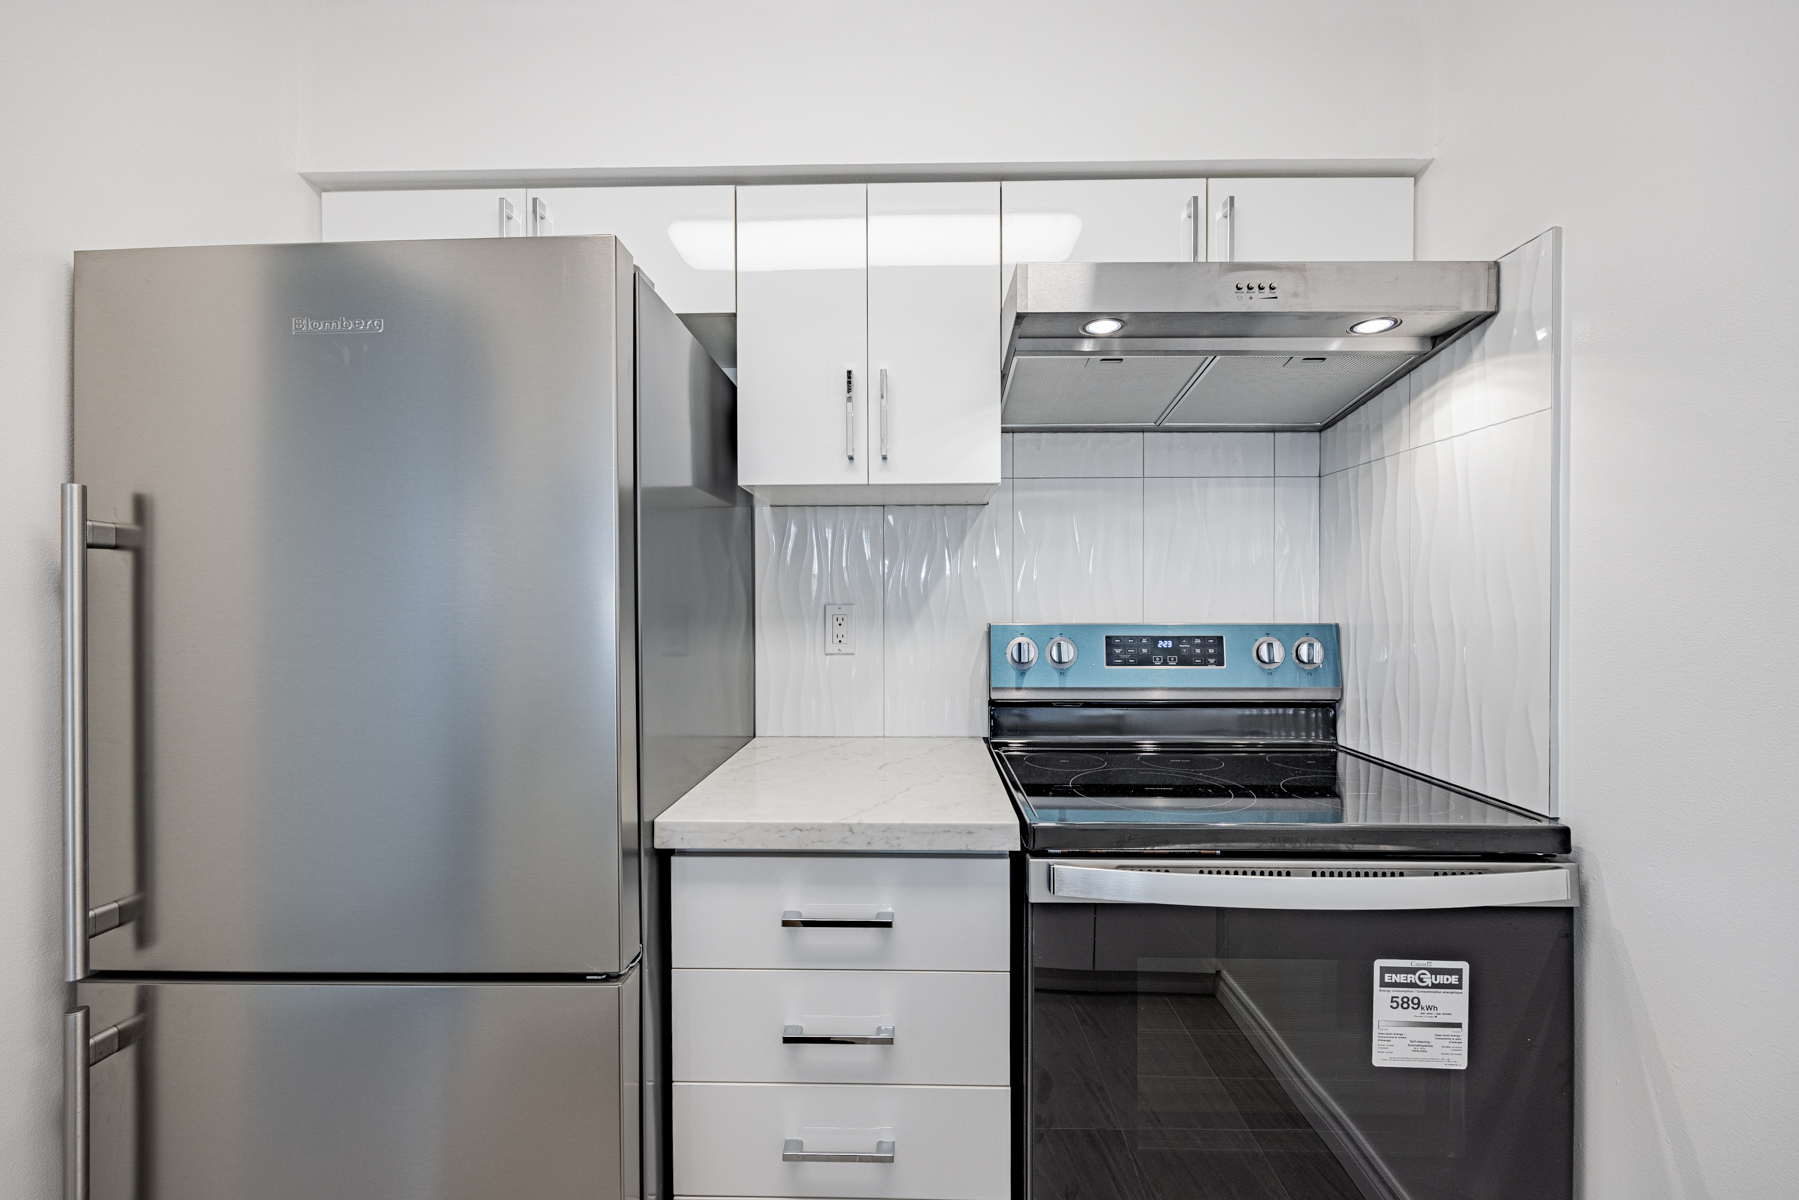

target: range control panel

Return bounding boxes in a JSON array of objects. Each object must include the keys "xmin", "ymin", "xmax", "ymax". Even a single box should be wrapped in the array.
[
  {"xmin": 990, "ymin": 623, "xmax": 1341, "ymax": 693},
  {"xmin": 1104, "ymin": 634, "xmax": 1224, "ymax": 667}
]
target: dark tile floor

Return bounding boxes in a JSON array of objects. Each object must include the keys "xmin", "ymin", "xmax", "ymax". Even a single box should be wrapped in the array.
[{"xmin": 1032, "ymin": 990, "xmax": 1363, "ymax": 1200}]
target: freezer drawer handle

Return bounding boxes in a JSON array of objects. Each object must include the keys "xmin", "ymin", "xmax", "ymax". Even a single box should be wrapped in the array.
[
  {"xmin": 1049, "ymin": 863, "xmax": 1574, "ymax": 910},
  {"xmin": 781, "ymin": 909, "xmax": 894, "ymax": 928},
  {"xmin": 782, "ymin": 1024, "xmax": 896, "ymax": 1045},
  {"xmin": 783, "ymin": 1138, "xmax": 896, "ymax": 1164},
  {"xmin": 64, "ymin": 483, "xmax": 150, "ymax": 983},
  {"xmin": 65, "ymin": 1008, "xmax": 147, "ymax": 1200}
]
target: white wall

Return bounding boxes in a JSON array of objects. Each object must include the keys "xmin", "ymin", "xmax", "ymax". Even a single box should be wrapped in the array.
[
  {"xmin": 1418, "ymin": 2, "xmax": 1799, "ymax": 1196},
  {"xmin": 300, "ymin": 0, "xmax": 1431, "ymax": 173},
  {"xmin": 0, "ymin": 4, "xmax": 315, "ymax": 1195}
]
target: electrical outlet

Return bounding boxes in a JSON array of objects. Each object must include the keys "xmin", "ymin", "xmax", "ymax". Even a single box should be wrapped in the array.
[{"xmin": 824, "ymin": 604, "xmax": 854, "ymax": 655}]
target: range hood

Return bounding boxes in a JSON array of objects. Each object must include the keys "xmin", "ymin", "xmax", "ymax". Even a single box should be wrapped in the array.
[{"xmin": 1001, "ymin": 260, "xmax": 1498, "ymax": 431}]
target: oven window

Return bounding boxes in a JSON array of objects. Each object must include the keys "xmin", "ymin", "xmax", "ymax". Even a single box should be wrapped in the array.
[{"xmin": 1028, "ymin": 903, "xmax": 1573, "ymax": 1200}]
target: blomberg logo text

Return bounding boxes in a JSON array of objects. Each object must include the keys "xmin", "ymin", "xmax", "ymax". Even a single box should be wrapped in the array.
[
  {"xmin": 1382, "ymin": 968, "xmax": 1465, "ymax": 990},
  {"xmin": 292, "ymin": 317, "xmax": 384, "ymax": 334}
]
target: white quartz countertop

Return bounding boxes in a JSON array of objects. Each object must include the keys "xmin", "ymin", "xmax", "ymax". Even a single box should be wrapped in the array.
[{"xmin": 653, "ymin": 738, "xmax": 1020, "ymax": 852}]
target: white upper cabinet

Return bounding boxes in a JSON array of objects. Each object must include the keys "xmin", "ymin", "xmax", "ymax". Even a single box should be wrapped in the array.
[
  {"xmin": 1001, "ymin": 178, "xmax": 1207, "ymax": 281},
  {"xmin": 868, "ymin": 182, "xmax": 1001, "ymax": 490},
  {"xmin": 1207, "ymin": 177, "xmax": 1414, "ymax": 261},
  {"xmin": 736, "ymin": 184, "xmax": 868, "ymax": 498},
  {"xmin": 526, "ymin": 186, "xmax": 736, "ymax": 313},
  {"xmin": 737, "ymin": 184, "xmax": 1000, "ymax": 505},
  {"xmin": 322, "ymin": 189, "xmax": 528, "ymax": 240}
]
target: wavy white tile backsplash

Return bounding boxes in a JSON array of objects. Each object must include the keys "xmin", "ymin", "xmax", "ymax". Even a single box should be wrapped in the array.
[
  {"xmin": 754, "ymin": 506, "xmax": 886, "ymax": 736},
  {"xmin": 883, "ymin": 491, "xmax": 1013, "ymax": 737},
  {"xmin": 756, "ymin": 430, "xmax": 1321, "ymax": 736},
  {"xmin": 1320, "ymin": 227, "xmax": 1559, "ymax": 813},
  {"xmin": 1013, "ymin": 477, "xmax": 1146, "ymax": 622}
]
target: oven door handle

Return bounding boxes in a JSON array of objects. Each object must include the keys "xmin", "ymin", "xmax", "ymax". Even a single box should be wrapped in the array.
[{"xmin": 1048, "ymin": 863, "xmax": 1573, "ymax": 910}]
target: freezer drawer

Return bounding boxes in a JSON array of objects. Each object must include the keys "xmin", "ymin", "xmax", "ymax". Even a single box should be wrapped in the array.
[
  {"xmin": 672, "ymin": 969, "xmax": 1009, "ymax": 1085},
  {"xmin": 671, "ymin": 855, "xmax": 1009, "ymax": 971},
  {"xmin": 71, "ymin": 976, "xmax": 640, "ymax": 1200},
  {"xmin": 672, "ymin": 1082, "xmax": 1009, "ymax": 1200}
]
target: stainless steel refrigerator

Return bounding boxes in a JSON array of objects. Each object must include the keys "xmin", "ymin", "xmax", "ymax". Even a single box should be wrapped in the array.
[{"xmin": 62, "ymin": 236, "xmax": 753, "ymax": 1200}]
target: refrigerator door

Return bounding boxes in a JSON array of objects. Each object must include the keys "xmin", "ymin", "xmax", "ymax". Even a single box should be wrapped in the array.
[
  {"xmin": 73, "ymin": 238, "xmax": 640, "ymax": 974},
  {"xmin": 633, "ymin": 277, "xmax": 755, "ymax": 1200},
  {"xmin": 72, "ymin": 976, "xmax": 640, "ymax": 1200}
]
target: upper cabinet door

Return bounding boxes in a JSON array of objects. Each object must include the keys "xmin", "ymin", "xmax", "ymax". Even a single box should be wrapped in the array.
[
  {"xmin": 736, "ymin": 184, "xmax": 868, "ymax": 492},
  {"xmin": 1001, "ymin": 178, "xmax": 1208, "ymax": 283},
  {"xmin": 868, "ymin": 182, "xmax": 1001, "ymax": 488},
  {"xmin": 322, "ymin": 189, "xmax": 528, "ymax": 241},
  {"xmin": 526, "ymin": 186, "xmax": 736, "ymax": 313},
  {"xmin": 1207, "ymin": 178, "xmax": 1414, "ymax": 262}
]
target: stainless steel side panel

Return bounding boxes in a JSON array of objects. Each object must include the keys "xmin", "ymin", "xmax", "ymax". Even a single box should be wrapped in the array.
[
  {"xmin": 632, "ymin": 277, "xmax": 754, "ymax": 1200},
  {"xmin": 75, "ymin": 975, "xmax": 639, "ymax": 1200},
  {"xmin": 73, "ymin": 238, "xmax": 637, "ymax": 974}
]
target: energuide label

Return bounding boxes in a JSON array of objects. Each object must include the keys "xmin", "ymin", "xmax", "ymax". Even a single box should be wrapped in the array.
[{"xmin": 1373, "ymin": 959, "xmax": 1469, "ymax": 1070}]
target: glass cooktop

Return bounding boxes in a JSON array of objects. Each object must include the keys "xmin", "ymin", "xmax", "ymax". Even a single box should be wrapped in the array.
[{"xmin": 993, "ymin": 745, "xmax": 1567, "ymax": 854}]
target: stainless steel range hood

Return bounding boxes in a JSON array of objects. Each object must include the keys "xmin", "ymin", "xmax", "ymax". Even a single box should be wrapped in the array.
[{"xmin": 1001, "ymin": 260, "xmax": 1498, "ymax": 431}]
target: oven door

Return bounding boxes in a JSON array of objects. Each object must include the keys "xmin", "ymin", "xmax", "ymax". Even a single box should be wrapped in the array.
[{"xmin": 1026, "ymin": 858, "xmax": 1575, "ymax": 1200}]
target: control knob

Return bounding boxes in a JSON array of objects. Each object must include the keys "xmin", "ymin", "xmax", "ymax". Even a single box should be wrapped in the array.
[
  {"xmin": 1006, "ymin": 636, "xmax": 1039, "ymax": 670},
  {"xmin": 1046, "ymin": 636, "xmax": 1078, "ymax": 669},
  {"xmin": 1252, "ymin": 636, "xmax": 1286, "ymax": 669},
  {"xmin": 1293, "ymin": 636, "xmax": 1325, "ymax": 669}
]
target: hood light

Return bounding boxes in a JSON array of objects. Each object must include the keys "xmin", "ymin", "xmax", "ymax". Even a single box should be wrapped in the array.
[
  {"xmin": 1349, "ymin": 317, "xmax": 1402, "ymax": 335},
  {"xmin": 1081, "ymin": 317, "xmax": 1125, "ymax": 336}
]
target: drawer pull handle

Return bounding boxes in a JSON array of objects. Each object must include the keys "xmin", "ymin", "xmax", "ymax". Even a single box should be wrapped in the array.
[
  {"xmin": 783, "ymin": 1138, "xmax": 896, "ymax": 1164},
  {"xmin": 782, "ymin": 1024, "xmax": 895, "ymax": 1045},
  {"xmin": 781, "ymin": 910, "xmax": 893, "ymax": 928}
]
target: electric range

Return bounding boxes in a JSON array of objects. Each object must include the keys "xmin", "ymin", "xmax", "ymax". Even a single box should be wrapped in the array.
[{"xmin": 990, "ymin": 624, "xmax": 1575, "ymax": 1200}]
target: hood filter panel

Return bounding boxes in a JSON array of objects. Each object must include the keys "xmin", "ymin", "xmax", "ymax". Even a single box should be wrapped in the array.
[
  {"xmin": 1003, "ymin": 355, "xmax": 1209, "ymax": 427},
  {"xmin": 1161, "ymin": 352, "xmax": 1418, "ymax": 428}
]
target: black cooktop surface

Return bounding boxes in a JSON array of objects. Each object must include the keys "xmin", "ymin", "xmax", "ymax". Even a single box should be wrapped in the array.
[{"xmin": 993, "ymin": 744, "xmax": 1567, "ymax": 854}]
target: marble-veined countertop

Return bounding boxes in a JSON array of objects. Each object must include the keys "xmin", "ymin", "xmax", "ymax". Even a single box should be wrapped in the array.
[{"xmin": 653, "ymin": 737, "xmax": 1020, "ymax": 852}]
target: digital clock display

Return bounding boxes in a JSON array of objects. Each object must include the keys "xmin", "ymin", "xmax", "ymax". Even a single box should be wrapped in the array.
[{"xmin": 1104, "ymin": 635, "xmax": 1225, "ymax": 668}]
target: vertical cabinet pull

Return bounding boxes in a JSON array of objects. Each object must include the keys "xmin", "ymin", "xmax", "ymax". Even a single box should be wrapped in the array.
[
  {"xmin": 844, "ymin": 370, "xmax": 855, "ymax": 462},
  {"xmin": 879, "ymin": 368, "xmax": 889, "ymax": 461},
  {"xmin": 1186, "ymin": 196, "xmax": 1201, "ymax": 262},
  {"xmin": 530, "ymin": 197, "xmax": 553, "ymax": 237},
  {"xmin": 499, "ymin": 197, "xmax": 521, "ymax": 237},
  {"xmin": 1216, "ymin": 194, "xmax": 1235, "ymax": 263}
]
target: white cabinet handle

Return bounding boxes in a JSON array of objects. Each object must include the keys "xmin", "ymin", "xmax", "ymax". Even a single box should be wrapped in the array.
[
  {"xmin": 782, "ymin": 1024, "xmax": 895, "ymax": 1045},
  {"xmin": 1215, "ymin": 194, "xmax": 1235, "ymax": 262},
  {"xmin": 781, "ymin": 909, "xmax": 893, "ymax": 928},
  {"xmin": 878, "ymin": 368, "xmax": 889, "ymax": 461},
  {"xmin": 844, "ymin": 369, "xmax": 855, "ymax": 461},
  {"xmin": 1185, "ymin": 196, "xmax": 1201, "ymax": 262},
  {"xmin": 783, "ymin": 1138, "xmax": 895, "ymax": 1163},
  {"xmin": 1050, "ymin": 863, "xmax": 1573, "ymax": 910}
]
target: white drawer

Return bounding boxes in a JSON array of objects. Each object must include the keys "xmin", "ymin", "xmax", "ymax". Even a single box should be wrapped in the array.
[
  {"xmin": 673, "ymin": 1082, "xmax": 1009, "ymax": 1200},
  {"xmin": 671, "ymin": 856, "xmax": 1009, "ymax": 971},
  {"xmin": 673, "ymin": 969, "xmax": 1009, "ymax": 1086}
]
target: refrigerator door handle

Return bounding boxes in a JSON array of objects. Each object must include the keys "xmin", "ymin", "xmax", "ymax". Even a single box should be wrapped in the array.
[
  {"xmin": 1050, "ymin": 863, "xmax": 1575, "ymax": 910},
  {"xmin": 64, "ymin": 483, "xmax": 149, "ymax": 982},
  {"xmin": 64, "ymin": 1007, "xmax": 147, "ymax": 1200},
  {"xmin": 63, "ymin": 485, "xmax": 89, "ymax": 982},
  {"xmin": 63, "ymin": 1008, "xmax": 87, "ymax": 1200}
]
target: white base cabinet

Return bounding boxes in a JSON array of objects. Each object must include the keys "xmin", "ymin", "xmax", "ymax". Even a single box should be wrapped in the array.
[
  {"xmin": 673, "ymin": 969, "xmax": 1008, "ymax": 1086},
  {"xmin": 670, "ymin": 854, "xmax": 1011, "ymax": 1200},
  {"xmin": 673, "ymin": 1083, "xmax": 1010, "ymax": 1200}
]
